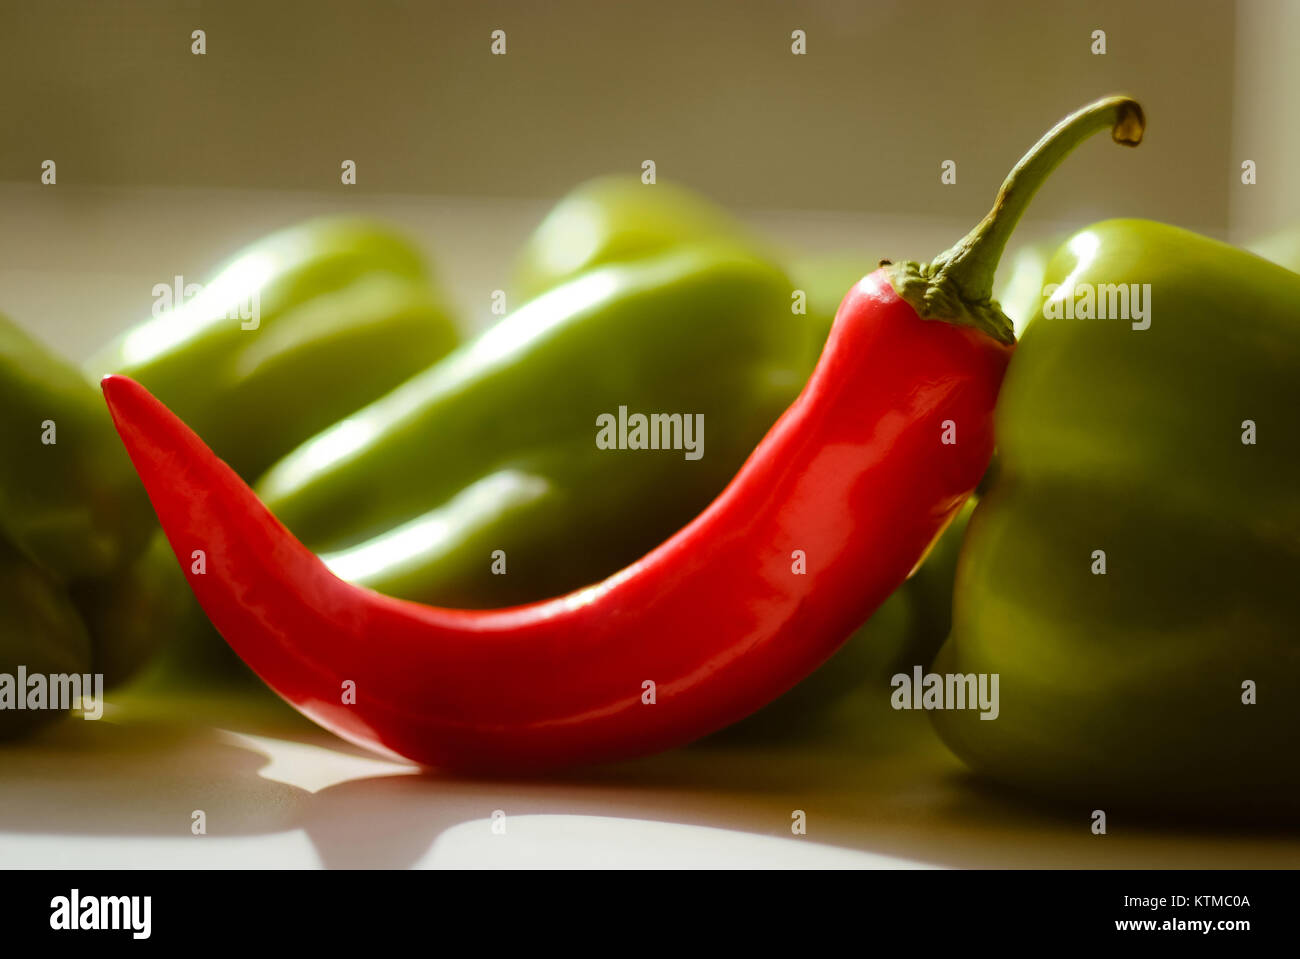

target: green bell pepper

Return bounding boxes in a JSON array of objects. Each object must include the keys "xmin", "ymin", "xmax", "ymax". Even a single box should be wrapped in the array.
[
  {"xmin": 512, "ymin": 175, "xmax": 761, "ymax": 302},
  {"xmin": 85, "ymin": 217, "xmax": 460, "ymax": 480},
  {"xmin": 1, "ymin": 314, "xmax": 154, "ymax": 579},
  {"xmin": 0, "ymin": 538, "xmax": 93, "ymax": 739},
  {"xmin": 931, "ymin": 219, "xmax": 1300, "ymax": 814},
  {"xmin": 257, "ymin": 241, "xmax": 809, "ymax": 608},
  {"xmin": 516, "ymin": 176, "xmax": 844, "ymax": 378}
]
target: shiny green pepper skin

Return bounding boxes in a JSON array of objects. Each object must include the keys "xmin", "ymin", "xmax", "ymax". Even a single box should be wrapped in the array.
[
  {"xmin": 0, "ymin": 538, "xmax": 92, "ymax": 739},
  {"xmin": 932, "ymin": 220, "xmax": 1300, "ymax": 814},
  {"xmin": 516, "ymin": 177, "xmax": 838, "ymax": 378},
  {"xmin": 258, "ymin": 242, "xmax": 809, "ymax": 608},
  {"xmin": 512, "ymin": 176, "xmax": 760, "ymax": 302},
  {"xmin": 85, "ymin": 218, "xmax": 460, "ymax": 480},
  {"xmin": 0, "ymin": 315, "xmax": 154, "ymax": 579}
]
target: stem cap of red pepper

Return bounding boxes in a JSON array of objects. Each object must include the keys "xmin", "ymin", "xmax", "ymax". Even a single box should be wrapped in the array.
[{"xmin": 885, "ymin": 96, "xmax": 1145, "ymax": 345}]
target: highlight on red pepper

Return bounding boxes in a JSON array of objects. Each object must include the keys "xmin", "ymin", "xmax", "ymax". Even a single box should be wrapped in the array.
[{"xmin": 99, "ymin": 97, "xmax": 1142, "ymax": 771}]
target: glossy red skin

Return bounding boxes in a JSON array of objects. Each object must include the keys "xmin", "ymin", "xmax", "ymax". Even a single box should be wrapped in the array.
[{"xmin": 102, "ymin": 268, "xmax": 1012, "ymax": 772}]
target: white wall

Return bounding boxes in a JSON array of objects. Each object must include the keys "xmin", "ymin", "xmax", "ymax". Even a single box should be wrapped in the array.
[{"xmin": 1231, "ymin": 0, "xmax": 1300, "ymax": 240}]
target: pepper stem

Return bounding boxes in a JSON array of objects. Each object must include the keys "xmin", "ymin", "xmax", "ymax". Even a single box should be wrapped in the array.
[{"xmin": 885, "ymin": 96, "xmax": 1145, "ymax": 344}]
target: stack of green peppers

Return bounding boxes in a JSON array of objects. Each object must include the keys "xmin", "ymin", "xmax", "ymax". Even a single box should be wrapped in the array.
[
  {"xmin": 931, "ymin": 220, "xmax": 1300, "ymax": 814},
  {"xmin": 0, "ymin": 315, "xmax": 164, "ymax": 735},
  {"xmin": 1, "ymin": 217, "xmax": 464, "ymax": 716},
  {"xmin": 85, "ymin": 217, "xmax": 461, "ymax": 481},
  {"xmin": 86, "ymin": 218, "xmax": 464, "ymax": 685},
  {"xmin": 257, "ymin": 179, "xmax": 809, "ymax": 609}
]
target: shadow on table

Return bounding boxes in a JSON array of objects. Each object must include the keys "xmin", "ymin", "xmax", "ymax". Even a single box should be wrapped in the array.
[
  {"xmin": 3, "ymin": 686, "xmax": 1297, "ymax": 868},
  {"xmin": 0, "ymin": 708, "xmax": 306, "ymax": 840}
]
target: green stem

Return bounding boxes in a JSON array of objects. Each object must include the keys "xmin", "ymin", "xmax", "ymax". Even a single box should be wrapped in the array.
[{"xmin": 886, "ymin": 96, "xmax": 1144, "ymax": 344}]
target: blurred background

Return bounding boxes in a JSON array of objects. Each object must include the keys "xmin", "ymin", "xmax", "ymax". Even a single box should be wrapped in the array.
[{"xmin": 1, "ymin": 0, "xmax": 1295, "ymax": 357}]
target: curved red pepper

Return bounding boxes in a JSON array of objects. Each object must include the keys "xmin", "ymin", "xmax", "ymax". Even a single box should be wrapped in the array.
[
  {"xmin": 102, "ymin": 276, "xmax": 1008, "ymax": 770},
  {"xmin": 101, "ymin": 97, "xmax": 1140, "ymax": 772}
]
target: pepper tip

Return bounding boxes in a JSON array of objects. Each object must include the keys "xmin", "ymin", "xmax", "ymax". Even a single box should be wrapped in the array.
[
  {"xmin": 100, "ymin": 372, "xmax": 132, "ymax": 400},
  {"xmin": 99, "ymin": 374, "xmax": 148, "ymax": 424}
]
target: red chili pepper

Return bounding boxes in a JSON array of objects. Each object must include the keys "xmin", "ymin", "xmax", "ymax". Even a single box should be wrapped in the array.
[{"xmin": 102, "ymin": 97, "xmax": 1141, "ymax": 771}]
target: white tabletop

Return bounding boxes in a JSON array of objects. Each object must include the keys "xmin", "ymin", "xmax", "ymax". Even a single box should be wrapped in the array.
[{"xmin": 5, "ymin": 683, "xmax": 1294, "ymax": 869}]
